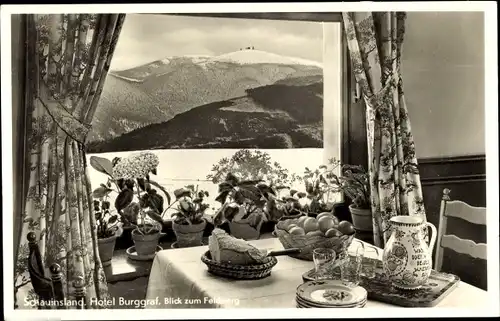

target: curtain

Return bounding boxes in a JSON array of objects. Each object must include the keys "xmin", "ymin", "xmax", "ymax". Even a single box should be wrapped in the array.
[
  {"xmin": 342, "ymin": 12, "xmax": 427, "ymax": 247},
  {"xmin": 14, "ymin": 13, "xmax": 126, "ymax": 309}
]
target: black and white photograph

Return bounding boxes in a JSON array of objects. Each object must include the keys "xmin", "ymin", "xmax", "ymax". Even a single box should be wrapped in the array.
[{"xmin": 2, "ymin": 2, "xmax": 498, "ymax": 320}]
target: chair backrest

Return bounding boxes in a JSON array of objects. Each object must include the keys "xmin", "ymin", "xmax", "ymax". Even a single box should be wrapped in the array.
[
  {"xmin": 73, "ymin": 275, "xmax": 88, "ymax": 309},
  {"xmin": 27, "ymin": 232, "xmax": 88, "ymax": 309},
  {"xmin": 434, "ymin": 188, "xmax": 487, "ymax": 272},
  {"xmin": 27, "ymin": 232, "xmax": 64, "ymax": 308}
]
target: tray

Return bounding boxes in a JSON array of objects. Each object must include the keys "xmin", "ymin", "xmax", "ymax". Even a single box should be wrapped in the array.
[{"xmin": 302, "ymin": 257, "xmax": 460, "ymax": 307}]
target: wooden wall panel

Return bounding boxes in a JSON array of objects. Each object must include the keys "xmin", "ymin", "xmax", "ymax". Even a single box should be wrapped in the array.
[{"xmin": 419, "ymin": 155, "xmax": 487, "ymax": 244}]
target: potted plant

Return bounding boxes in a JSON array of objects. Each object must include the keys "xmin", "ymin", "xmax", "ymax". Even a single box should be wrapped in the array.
[
  {"xmin": 212, "ymin": 173, "xmax": 277, "ymax": 240},
  {"xmin": 302, "ymin": 158, "xmax": 371, "ymax": 231},
  {"xmin": 299, "ymin": 164, "xmax": 343, "ymax": 216},
  {"xmin": 111, "ymin": 152, "xmax": 172, "ymax": 257},
  {"xmin": 207, "ymin": 149, "xmax": 301, "ymax": 233},
  {"xmin": 266, "ymin": 163, "xmax": 342, "ymax": 221},
  {"xmin": 336, "ymin": 162, "xmax": 372, "ymax": 232},
  {"xmin": 171, "ymin": 185, "xmax": 210, "ymax": 248},
  {"xmin": 89, "ymin": 154, "xmax": 171, "ymax": 251},
  {"xmin": 93, "ymin": 196, "xmax": 122, "ymax": 267}
]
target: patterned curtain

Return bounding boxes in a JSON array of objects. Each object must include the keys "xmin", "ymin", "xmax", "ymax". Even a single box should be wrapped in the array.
[
  {"xmin": 342, "ymin": 12, "xmax": 426, "ymax": 247},
  {"xmin": 14, "ymin": 14, "xmax": 126, "ymax": 309}
]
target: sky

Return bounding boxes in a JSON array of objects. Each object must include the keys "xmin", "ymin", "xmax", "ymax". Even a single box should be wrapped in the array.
[{"xmin": 110, "ymin": 14, "xmax": 324, "ymax": 71}]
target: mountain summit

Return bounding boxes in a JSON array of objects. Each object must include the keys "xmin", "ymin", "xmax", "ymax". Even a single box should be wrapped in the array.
[{"xmin": 208, "ymin": 49, "xmax": 322, "ymax": 67}]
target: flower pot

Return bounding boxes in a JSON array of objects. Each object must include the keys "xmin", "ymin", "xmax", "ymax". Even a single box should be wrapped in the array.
[
  {"xmin": 229, "ymin": 218, "xmax": 264, "ymax": 240},
  {"xmin": 131, "ymin": 228, "xmax": 161, "ymax": 256},
  {"xmin": 349, "ymin": 204, "xmax": 373, "ymax": 232},
  {"xmin": 98, "ymin": 234, "xmax": 118, "ymax": 267},
  {"xmin": 115, "ymin": 225, "xmax": 135, "ymax": 250},
  {"xmin": 173, "ymin": 219, "xmax": 206, "ymax": 248}
]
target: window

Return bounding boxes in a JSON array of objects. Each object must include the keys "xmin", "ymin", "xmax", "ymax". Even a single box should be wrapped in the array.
[{"xmin": 86, "ymin": 13, "xmax": 344, "ymax": 217}]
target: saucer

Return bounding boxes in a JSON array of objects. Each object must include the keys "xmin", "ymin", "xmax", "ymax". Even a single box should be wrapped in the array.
[{"xmin": 126, "ymin": 245, "xmax": 163, "ymax": 261}]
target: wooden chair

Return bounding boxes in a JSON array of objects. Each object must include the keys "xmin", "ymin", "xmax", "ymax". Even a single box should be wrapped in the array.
[
  {"xmin": 27, "ymin": 232, "xmax": 88, "ymax": 309},
  {"xmin": 434, "ymin": 189, "xmax": 487, "ymax": 273}
]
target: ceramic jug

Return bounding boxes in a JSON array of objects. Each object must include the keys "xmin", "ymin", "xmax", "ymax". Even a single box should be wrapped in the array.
[{"xmin": 382, "ymin": 216, "xmax": 437, "ymax": 290}]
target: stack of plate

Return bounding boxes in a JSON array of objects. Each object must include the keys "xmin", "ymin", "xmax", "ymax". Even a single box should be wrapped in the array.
[{"xmin": 295, "ymin": 280, "xmax": 367, "ymax": 308}]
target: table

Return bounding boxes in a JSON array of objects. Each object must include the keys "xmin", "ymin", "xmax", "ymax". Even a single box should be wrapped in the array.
[{"xmin": 144, "ymin": 238, "xmax": 488, "ymax": 309}]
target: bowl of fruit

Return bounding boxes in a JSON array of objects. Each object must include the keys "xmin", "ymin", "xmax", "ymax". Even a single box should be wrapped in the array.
[{"xmin": 274, "ymin": 212, "xmax": 356, "ymax": 261}]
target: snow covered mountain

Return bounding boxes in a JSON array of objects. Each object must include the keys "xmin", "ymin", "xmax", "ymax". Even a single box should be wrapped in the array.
[
  {"xmin": 209, "ymin": 49, "xmax": 322, "ymax": 67},
  {"xmin": 87, "ymin": 49, "xmax": 323, "ymax": 146}
]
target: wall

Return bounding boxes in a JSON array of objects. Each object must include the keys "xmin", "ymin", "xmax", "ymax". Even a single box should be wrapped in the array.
[
  {"xmin": 342, "ymin": 12, "xmax": 487, "ymax": 288},
  {"xmin": 402, "ymin": 12, "xmax": 485, "ymax": 158},
  {"xmin": 400, "ymin": 12, "xmax": 486, "ymax": 218},
  {"xmin": 402, "ymin": 12, "xmax": 486, "ymax": 290}
]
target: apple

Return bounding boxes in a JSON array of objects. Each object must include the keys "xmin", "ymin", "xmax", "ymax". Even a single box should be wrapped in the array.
[
  {"xmin": 303, "ymin": 217, "xmax": 319, "ymax": 234},
  {"xmin": 306, "ymin": 230, "xmax": 324, "ymax": 237},
  {"xmin": 338, "ymin": 221, "xmax": 356, "ymax": 235},
  {"xmin": 317, "ymin": 216, "xmax": 336, "ymax": 233},
  {"xmin": 316, "ymin": 212, "xmax": 334, "ymax": 220},
  {"xmin": 325, "ymin": 227, "xmax": 343, "ymax": 238},
  {"xmin": 297, "ymin": 216, "xmax": 308, "ymax": 228},
  {"xmin": 289, "ymin": 226, "xmax": 306, "ymax": 236}
]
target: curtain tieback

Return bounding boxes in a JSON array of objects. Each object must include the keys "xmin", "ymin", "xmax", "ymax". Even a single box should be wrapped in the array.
[
  {"xmin": 36, "ymin": 80, "xmax": 92, "ymax": 144},
  {"xmin": 364, "ymin": 75, "xmax": 396, "ymax": 110},
  {"xmin": 36, "ymin": 96, "xmax": 91, "ymax": 145}
]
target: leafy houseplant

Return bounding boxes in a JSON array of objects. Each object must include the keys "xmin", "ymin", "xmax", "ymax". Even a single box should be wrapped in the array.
[
  {"xmin": 171, "ymin": 185, "xmax": 210, "ymax": 248},
  {"xmin": 213, "ymin": 173, "xmax": 278, "ymax": 240},
  {"xmin": 289, "ymin": 158, "xmax": 371, "ymax": 231},
  {"xmin": 110, "ymin": 152, "xmax": 172, "ymax": 256},
  {"xmin": 93, "ymin": 198, "xmax": 122, "ymax": 266},
  {"xmin": 334, "ymin": 161, "xmax": 372, "ymax": 232},
  {"xmin": 265, "ymin": 163, "xmax": 343, "ymax": 220}
]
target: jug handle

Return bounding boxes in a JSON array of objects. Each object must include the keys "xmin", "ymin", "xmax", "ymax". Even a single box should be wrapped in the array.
[{"xmin": 425, "ymin": 222, "xmax": 437, "ymax": 254}]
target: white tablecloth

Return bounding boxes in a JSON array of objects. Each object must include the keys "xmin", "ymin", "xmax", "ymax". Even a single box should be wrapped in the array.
[{"xmin": 145, "ymin": 238, "xmax": 488, "ymax": 309}]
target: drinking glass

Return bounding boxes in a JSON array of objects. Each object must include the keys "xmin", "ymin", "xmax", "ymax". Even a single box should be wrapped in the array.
[
  {"xmin": 313, "ymin": 248, "xmax": 336, "ymax": 280},
  {"xmin": 361, "ymin": 246, "xmax": 380, "ymax": 279},
  {"xmin": 340, "ymin": 245, "xmax": 364, "ymax": 286}
]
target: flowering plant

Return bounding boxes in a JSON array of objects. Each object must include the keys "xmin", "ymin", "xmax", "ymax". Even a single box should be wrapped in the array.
[
  {"xmin": 111, "ymin": 152, "xmax": 171, "ymax": 235},
  {"xmin": 171, "ymin": 185, "xmax": 209, "ymax": 225},
  {"xmin": 89, "ymin": 152, "xmax": 172, "ymax": 236},
  {"xmin": 207, "ymin": 149, "xmax": 301, "ymax": 186}
]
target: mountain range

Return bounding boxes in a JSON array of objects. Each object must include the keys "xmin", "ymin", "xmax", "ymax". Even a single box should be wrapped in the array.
[{"xmin": 86, "ymin": 49, "xmax": 324, "ymax": 152}]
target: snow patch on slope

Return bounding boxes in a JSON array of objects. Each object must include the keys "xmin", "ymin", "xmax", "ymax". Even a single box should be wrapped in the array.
[{"xmin": 209, "ymin": 49, "xmax": 322, "ymax": 68}]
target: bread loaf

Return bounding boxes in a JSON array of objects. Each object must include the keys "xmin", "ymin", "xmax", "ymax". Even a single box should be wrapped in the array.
[{"xmin": 208, "ymin": 228, "xmax": 267, "ymax": 265}]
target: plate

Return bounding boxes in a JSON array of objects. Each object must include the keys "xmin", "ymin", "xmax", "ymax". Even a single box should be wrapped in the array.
[
  {"xmin": 296, "ymin": 302, "xmax": 366, "ymax": 309},
  {"xmin": 126, "ymin": 245, "xmax": 163, "ymax": 261},
  {"xmin": 296, "ymin": 296, "xmax": 367, "ymax": 308},
  {"xmin": 296, "ymin": 294, "xmax": 366, "ymax": 307},
  {"xmin": 296, "ymin": 280, "xmax": 367, "ymax": 307}
]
